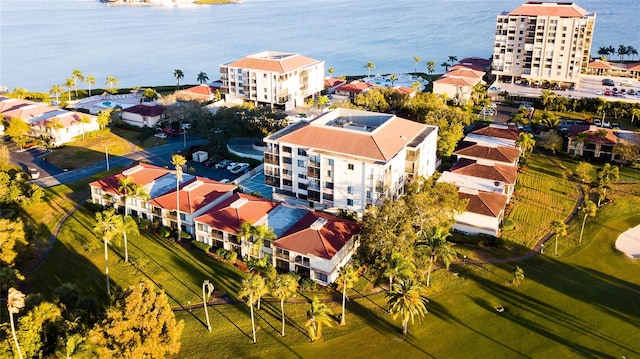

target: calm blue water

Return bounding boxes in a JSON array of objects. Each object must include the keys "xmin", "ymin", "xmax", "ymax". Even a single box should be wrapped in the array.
[{"xmin": 1, "ymin": 0, "xmax": 638, "ymax": 92}]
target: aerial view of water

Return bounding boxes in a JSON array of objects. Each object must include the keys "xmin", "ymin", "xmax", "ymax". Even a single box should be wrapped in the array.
[{"xmin": 1, "ymin": 0, "xmax": 638, "ymax": 92}]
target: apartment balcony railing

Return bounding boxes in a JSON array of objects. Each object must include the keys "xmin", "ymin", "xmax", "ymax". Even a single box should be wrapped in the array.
[
  {"xmin": 211, "ymin": 231, "xmax": 223, "ymax": 240},
  {"xmin": 307, "ymin": 180, "xmax": 320, "ymax": 191},
  {"xmin": 275, "ymin": 252, "xmax": 290, "ymax": 260},
  {"xmin": 264, "ymin": 154, "xmax": 279, "ymax": 165}
]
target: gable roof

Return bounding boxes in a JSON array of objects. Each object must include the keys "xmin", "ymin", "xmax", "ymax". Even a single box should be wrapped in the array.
[
  {"xmin": 89, "ymin": 163, "xmax": 174, "ymax": 195},
  {"xmin": 274, "ymin": 212, "xmax": 361, "ymax": 260},
  {"xmin": 458, "ymin": 189, "xmax": 508, "ymax": 218},
  {"xmin": 268, "ymin": 108, "xmax": 433, "ymax": 161},
  {"xmin": 149, "ymin": 176, "xmax": 236, "ymax": 214},
  {"xmin": 433, "ymin": 76, "xmax": 478, "ymax": 87},
  {"xmin": 468, "ymin": 124, "xmax": 520, "ymax": 141},
  {"xmin": 450, "ymin": 158, "xmax": 517, "ymax": 184},
  {"xmin": 509, "ymin": 2, "xmax": 589, "ymax": 17},
  {"xmin": 335, "ymin": 81, "xmax": 373, "ymax": 93},
  {"xmin": 194, "ymin": 193, "xmax": 279, "ymax": 234},
  {"xmin": 324, "ymin": 78, "xmax": 347, "ymax": 88},
  {"xmin": 122, "ymin": 104, "xmax": 165, "ymax": 117},
  {"xmin": 224, "ymin": 51, "xmax": 322, "ymax": 73},
  {"xmin": 445, "ymin": 68, "xmax": 485, "ymax": 79},
  {"xmin": 454, "ymin": 141, "xmax": 520, "ymax": 164}
]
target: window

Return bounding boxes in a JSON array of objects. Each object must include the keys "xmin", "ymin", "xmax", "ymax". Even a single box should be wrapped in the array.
[
  {"xmin": 298, "ymin": 183, "xmax": 307, "ymax": 190},
  {"xmin": 328, "ymin": 159, "xmax": 334, "ymax": 166},
  {"xmin": 297, "ymin": 173, "xmax": 307, "ymax": 179},
  {"xmin": 283, "ymin": 157, "xmax": 292, "ymax": 164},
  {"xmin": 347, "ymin": 199, "xmax": 354, "ymax": 206},
  {"xmin": 197, "ymin": 223, "xmax": 207, "ymax": 232},
  {"xmin": 347, "ymin": 186, "xmax": 354, "ymax": 194},
  {"xmin": 297, "ymin": 149, "xmax": 307, "ymax": 156},
  {"xmin": 297, "ymin": 160, "xmax": 306, "ymax": 167},
  {"xmin": 283, "ymin": 146, "xmax": 292, "ymax": 153},
  {"xmin": 348, "ymin": 163, "xmax": 355, "ymax": 171},
  {"xmin": 180, "ymin": 213, "xmax": 186, "ymax": 221},
  {"xmin": 315, "ymin": 272, "xmax": 328, "ymax": 282},
  {"xmin": 324, "ymin": 182, "xmax": 334, "ymax": 189}
]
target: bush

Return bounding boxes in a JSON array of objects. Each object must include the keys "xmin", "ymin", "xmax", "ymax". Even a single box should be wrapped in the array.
[
  {"xmin": 502, "ymin": 218, "xmax": 516, "ymax": 231},
  {"xmin": 192, "ymin": 240, "xmax": 211, "ymax": 253},
  {"xmin": 514, "ymin": 182, "xmax": 524, "ymax": 192},
  {"xmin": 300, "ymin": 278, "xmax": 317, "ymax": 291},
  {"xmin": 479, "ymin": 234, "xmax": 505, "ymax": 248},
  {"xmin": 180, "ymin": 231, "xmax": 192, "ymax": 240},
  {"xmin": 215, "ymin": 248, "xmax": 227, "ymax": 257},
  {"xmin": 158, "ymin": 227, "xmax": 172, "ymax": 238},
  {"xmin": 84, "ymin": 200, "xmax": 104, "ymax": 213},
  {"xmin": 224, "ymin": 250, "xmax": 238, "ymax": 262},
  {"xmin": 138, "ymin": 218, "xmax": 151, "ymax": 230}
]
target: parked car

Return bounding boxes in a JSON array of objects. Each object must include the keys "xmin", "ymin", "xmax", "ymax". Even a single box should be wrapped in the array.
[
  {"xmin": 230, "ymin": 163, "xmax": 250, "ymax": 174},
  {"xmin": 603, "ymin": 120, "xmax": 611, "ymax": 128},
  {"xmin": 628, "ymin": 89, "xmax": 636, "ymax": 95},
  {"xmin": 226, "ymin": 162, "xmax": 239, "ymax": 171},
  {"xmin": 203, "ymin": 159, "xmax": 216, "ymax": 167},
  {"xmin": 29, "ymin": 167, "xmax": 40, "ymax": 179},
  {"xmin": 154, "ymin": 132, "xmax": 168, "ymax": 139},
  {"xmin": 488, "ymin": 103, "xmax": 498, "ymax": 109},
  {"xmin": 478, "ymin": 109, "xmax": 495, "ymax": 116},
  {"xmin": 595, "ymin": 89, "xmax": 603, "ymax": 95},
  {"xmin": 215, "ymin": 159, "xmax": 232, "ymax": 169},
  {"xmin": 593, "ymin": 119, "xmax": 602, "ymax": 127},
  {"xmin": 602, "ymin": 79, "xmax": 614, "ymax": 86},
  {"xmin": 604, "ymin": 90, "xmax": 612, "ymax": 96},
  {"xmin": 620, "ymin": 79, "xmax": 632, "ymax": 87}
]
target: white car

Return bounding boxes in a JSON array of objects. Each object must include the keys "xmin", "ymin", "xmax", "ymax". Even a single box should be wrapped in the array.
[
  {"xmin": 226, "ymin": 162, "xmax": 238, "ymax": 170},
  {"xmin": 230, "ymin": 163, "xmax": 250, "ymax": 174},
  {"xmin": 488, "ymin": 103, "xmax": 498, "ymax": 109},
  {"xmin": 154, "ymin": 132, "xmax": 168, "ymax": 139},
  {"xmin": 478, "ymin": 109, "xmax": 495, "ymax": 116},
  {"xmin": 593, "ymin": 119, "xmax": 602, "ymax": 127},
  {"xmin": 595, "ymin": 89, "xmax": 603, "ymax": 95},
  {"xmin": 29, "ymin": 167, "xmax": 40, "ymax": 179}
]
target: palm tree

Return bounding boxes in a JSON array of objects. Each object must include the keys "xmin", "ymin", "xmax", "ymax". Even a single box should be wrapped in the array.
[
  {"xmin": 85, "ymin": 75, "xmax": 96, "ymax": 96},
  {"xmin": 426, "ymin": 60, "xmax": 435, "ymax": 76},
  {"xmin": 174, "ymin": 69, "xmax": 184, "ymax": 90},
  {"xmin": 171, "ymin": 154, "xmax": 187, "ymax": 240},
  {"xmin": 202, "ymin": 279, "xmax": 214, "ymax": 332},
  {"xmin": 595, "ymin": 163, "xmax": 619, "ymax": 205},
  {"xmin": 64, "ymin": 78, "xmax": 74, "ymax": 101},
  {"xmin": 118, "ymin": 176, "xmax": 135, "ymax": 216},
  {"xmin": 7, "ymin": 287, "xmax": 25, "ymax": 359},
  {"xmin": 617, "ymin": 44, "xmax": 628, "ymax": 62},
  {"xmin": 115, "ymin": 215, "xmax": 139, "ymax": 263},
  {"xmin": 628, "ymin": 46, "xmax": 638, "ymax": 61},
  {"xmin": 327, "ymin": 67, "xmax": 335, "ymax": 78},
  {"xmin": 630, "ymin": 108, "xmax": 640, "ymax": 123},
  {"xmin": 238, "ymin": 274, "xmax": 266, "ymax": 343},
  {"xmin": 197, "ymin": 71, "xmax": 209, "ymax": 84},
  {"xmin": 579, "ymin": 200, "xmax": 597, "ymax": 244},
  {"xmin": 105, "ymin": 75, "xmax": 118, "ymax": 92},
  {"xmin": 94, "ymin": 208, "xmax": 119, "ymax": 296},
  {"xmin": 49, "ymin": 84, "xmax": 62, "ymax": 104},
  {"xmin": 79, "ymin": 115, "xmax": 91, "ymax": 141},
  {"xmin": 383, "ymin": 252, "xmax": 416, "ymax": 290},
  {"xmin": 448, "ymin": 55, "xmax": 458, "ymax": 66},
  {"xmin": 72, "ymin": 69, "xmax": 84, "ymax": 98},
  {"xmin": 130, "ymin": 183, "xmax": 151, "ymax": 222},
  {"xmin": 516, "ymin": 132, "xmax": 536, "ymax": 157},
  {"xmin": 386, "ymin": 279, "xmax": 428, "ymax": 335},
  {"xmin": 413, "ymin": 56, "xmax": 421, "ymax": 78},
  {"xmin": 336, "ymin": 264, "xmax": 358, "ymax": 325},
  {"xmin": 388, "ymin": 74, "xmax": 398, "ymax": 87},
  {"xmin": 364, "ymin": 62, "xmax": 375, "ymax": 83},
  {"xmin": 416, "ymin": 226, "xmax": 456, "ymax": 287},
  {"xmin": 550, "ymin": 219, "xmax": 567, "ymax": 256},
  {"xmin": 440, "ymin": 61, "xmax": 451, "ymax": 72},
  {"xmin": 305, "ymin": 296, "xmax": 333, "ymax": 342},
  {"xmin": 270, "ymin": 273, "xmax": 299, "ymax": 336}
]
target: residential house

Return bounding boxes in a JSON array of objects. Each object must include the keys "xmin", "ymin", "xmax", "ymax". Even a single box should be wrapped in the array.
[
  {"xmin": 121, "ymin": 104, "xmax": 165, "ymax": 128},
  {"xmin": 433, "ymin": 60, "xmax": 487, "ymax": 102},
  {"xmin": 453, "ymin": 141, "xmax": 521, "ymax": 167},
  {"xmin": 453, "ymin": 188, "xmax": 508, "ymax": 236},
  {"xmin": 464, "ymin": 123, "xmax": 521, "ymax": 149},
  {"xmin": 324, "ymin": 78, "xmax": 347, "ymax": 95},
  {"xmin": 193, "ymin": 194, "xmax": 362, "ymax": 285},
  {"xmin": 333, "ymin": 81, "xmax": 373, "ymax": 101},
  {"xmin": 566, "ymin": 125, "xmax": 640, "ymax": 162},
  {"xmin": 586, "ymin": 59, "xmax": 640, "ymax": 79},
  {"xmin": 176, "ymin": 84, "xmax": 221, "ymax": 102},
  {"xmin": 219, "ymin": 51, "xmax": 325, "ymax": 110},
  {"xmin": 0, "ymin": 96, "xmax": 99, "ymax": 146},
  {"xmin": 263, "ymin": 108, "xmax": 438, "ymax": 213},
  {"xmin": 448, "ymin": 158, "xmax": 518, "ymax": 201},
  {"xmin": 492, "ymin": 2, "xmax": 596, "ymax": 87}
]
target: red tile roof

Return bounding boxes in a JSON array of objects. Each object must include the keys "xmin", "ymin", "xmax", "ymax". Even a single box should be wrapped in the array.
[
  {"xmin": 335, "ymin": 81, "xmax": 373, "ymax": 93},
  {"xmin": 272, "ymin": 110, "xmax": 432, "ymax": 161},
  {"xmin": 225, "ymin": 52, "xmax": 322, "ymax": 73},
  {"xmin": 569, "ymin": 126, "xmax": 618, "ymax": 146},
  {"xmin": 274, "ymin": 212, "xmax": 361, "ymax": 259},
  {"xmin": 433, "ymin": 76, "xmax": 477, "ymax": 87},
  {"xmin": 194, "ymin": 193, "xmax": 279, "ymax": 234},
  {"xmin": 450, "ymin": 158, "xmax": 517, "ymax": 184},
  {"xmin": 149, "ymin": 177, "xmax": 236, "ymax": 214},
  {"xmin": 89, "ymin": 163, "xmax": 173, "ymax": 195},
  {"xmin": 445, "ymin": 69, "xmax": 484, "ymax": 79},
  {"xmin": 509, "ymin": 2, "xmax": 588, "ymax": 17},
  {"xmin": 123, "ymin": 104, "xmax": 165, "ymax": 117},
  {"xmin": 458, "ymin": 190, "xmax": 508, "ymax": 218},
  {"xmin": 469, "ymin": 124, "xmax": 520, "ymax": 141},
  {"xmin": 454, "ymin": 141, "xmax": 520, "ymax": 164},
  {"xmin": 324, "ymin": 78, "xmax": 347, "ymax": 88}
]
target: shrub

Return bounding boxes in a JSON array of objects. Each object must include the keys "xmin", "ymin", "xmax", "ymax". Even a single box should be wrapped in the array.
[
  {"xmin": 191, "ymin": 240, "xmax": 211, "ymax": 253},
  {"xmin": 84, "ymin": 200, "xmax": 104, "ymax": 213},
  {"xmin": 224, "ymin": 250, "xmax": 238, "ymax": 262},
  {"xmin": 138, "ymin": 218, "xmax": 151, "ymax": 230},
  {"xmin": 479, "ymin": 234, "xmax": 505, "ymax": 248},
  {"xmin": 514, "ymin": 182, "xmax": 524, "ymax": 192},
  {"xmin": 158, "ymin": 227, "xmax": 172, "ymax": 238},
  {"xmin": 180, "ymin": 231, "xmax": 192, "ymax": 240},
  {"xmin": 215, "ymin": 248, "xmax": 227, "ymax": 257},
  {"xmin": 502, "ymin": 218, "xmax": 516, "ymax": 231},
  {"xmin": 300, "ymin": 278, "xmax": 317, "ymax": 291}
]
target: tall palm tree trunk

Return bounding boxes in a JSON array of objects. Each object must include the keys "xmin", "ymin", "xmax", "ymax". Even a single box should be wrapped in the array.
[
  {"xmin": 104, "ymin": 238, "xmax": 111, "ymax": 296},
  {"xmin": 402, "ymin": 317, "xmax": 409, "ymax": 335},
  {"xmin": 341, "ymin": 281, "xmax": 347, "ymax": 325},
  {"xmin": 123, "ymin": 230, "xmax": 129, "ymax": 263},
  {"xmin": 250, "ymin": 294, "xmax": 256, "ymax": 343},
  {"xmin": 176, "ymin": 180, "xmax": 181, "ymax": 241},
  {"xmin": 280, "ymin": 299, "xmax": 286, "ymax": 336},
  {"xmin": 389, "ymin": 276, "xmax": 393, "ymax": 290},
  {"xmin": 579, "ymin": 213, "xmax": 588, "ymax": 243},
  {"xmin": 9, "ymin": 312, "xmax": 24, "ymax": 359},
  {"xmin": 426, "ymin": 256, "xmax": 434, "ymax": 287}
]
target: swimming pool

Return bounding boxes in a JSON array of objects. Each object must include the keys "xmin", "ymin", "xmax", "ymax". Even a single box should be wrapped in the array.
[{"xmin": 99, "ymin": 101, "xmax": 128, "ymax": 109}]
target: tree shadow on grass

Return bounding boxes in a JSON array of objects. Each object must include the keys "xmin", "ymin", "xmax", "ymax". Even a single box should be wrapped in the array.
[{"xmin": 465, "ymin": 263, "xmax": 640, "ymax": 357}]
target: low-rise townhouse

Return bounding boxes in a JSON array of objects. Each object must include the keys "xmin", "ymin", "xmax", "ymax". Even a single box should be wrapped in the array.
[
  {"xmin": 263, "ymin": 108, "xmax": 438, "ymax": 214},
  {"xmin": 0, "ymin": 96, "xmax": 99, "ymax": 146},
  {"xmin": 121, "ymin": 104, "xmax": 165, "ymax": 128}
]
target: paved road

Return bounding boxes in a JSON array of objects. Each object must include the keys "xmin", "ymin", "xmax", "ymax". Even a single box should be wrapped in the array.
[{"xmin": 28, "ymin": 139, "xmax": 207, "ymax": 188}]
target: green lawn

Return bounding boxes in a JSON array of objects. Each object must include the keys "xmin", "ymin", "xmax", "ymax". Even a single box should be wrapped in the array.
[{"xmin": 25, "ymin": 156, "xmax": 640, "ymax": 358}]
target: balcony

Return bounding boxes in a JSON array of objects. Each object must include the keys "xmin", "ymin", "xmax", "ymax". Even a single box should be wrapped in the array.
[
  {"xmin": 307, "ymin": 167, "xmax": 320, "ymax": 179},
  {"xmin": 308, "ymin": 190, "xmax": 320, "ymax": 202},
  {"xmin": 275, "ymin": 251, "xmax": 290, "ymax": 260},
  {"xmin": 265, "ymin": 175, "xmax": 280, "ymax": 187},
  {"xmin": 264, "ymin": 154, "xmax": 280, "ymax": 165}
]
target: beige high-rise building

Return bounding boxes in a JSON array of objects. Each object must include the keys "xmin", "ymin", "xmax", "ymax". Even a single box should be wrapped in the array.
[{"xmin": 492, "ymin": 2, "xmax": 595, "ymax": 86}]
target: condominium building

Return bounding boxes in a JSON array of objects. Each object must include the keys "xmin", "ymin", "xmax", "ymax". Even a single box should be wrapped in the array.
[
  {"xmin": 219, "ymin": 51, "xmax": 325, "ymax": 110},
  {"xmin": 263, "ymin": 108, "xmax": 438, "ymax": 213},
  {"xmin": 492, "ymin": 2, "xmax": 596, "ymax": 86}
]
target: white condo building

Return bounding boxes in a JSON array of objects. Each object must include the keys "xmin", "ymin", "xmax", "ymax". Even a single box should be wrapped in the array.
[
  {"xmin": 492, "ymin": 2, "xmax": 595, "ymax": 86},
  {"xmin": 263, "ymin": 108, "xmax": 438, "ymax": 214},
  {"xmin": 219, "ymin": 51, "xmax": 325, "ymax": 110}
]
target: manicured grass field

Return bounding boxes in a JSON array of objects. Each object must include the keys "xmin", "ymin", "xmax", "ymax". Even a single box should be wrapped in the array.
[
  {"xmin": 45, "ymin": 130, "xmax": 139, "ymax": 170},
  {"xmin": 25, "ymin": 155, "xmax": 640, "ymax": 358}
]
